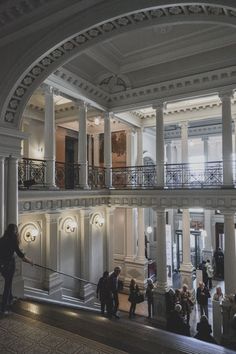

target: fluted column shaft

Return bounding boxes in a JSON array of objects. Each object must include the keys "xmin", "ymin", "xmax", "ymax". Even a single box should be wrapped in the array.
[
  {"xmin": 137, "ymin": 128, "xmax": 143, "ymax": 166},
  {"xmin": 104, "ymin": 112, "xmax": 112, "ymax": 188},
  {"xmin": 180, "ymin": 209, "xmax": 193, "ymax": 289},
  {"xmin": 78, "ymin": 102, "xmax": 88, "ymax": 189},
  {"xmin": 224, "ymin": 212, "xmax": 236, "ymax": 295},
  {"xmin": 154, "ymin": 103, "xmax": 165, "ymax": 187},
  {"xmin": 156, "ymin": 209, "xmax": 168, "ymax": 292},
  {"xmin": 7, "ymin": 156, "xmax": 18, "ymax": 225},
  {"xmin": 136, "ymin": 208, "xmax": 145, "ymax": 261},
  {"xmin": 44, "ymin": 86, "xmax": 56, "ymax": 188},
  {"xmin": 220, "ymin": 91, "xmax": 233, "ymax": 187}
]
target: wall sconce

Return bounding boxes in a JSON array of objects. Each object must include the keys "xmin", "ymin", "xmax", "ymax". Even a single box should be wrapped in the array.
[
  {"xmin": 23, "ymin": 226, "xmax": 39, "ymax": 243},
  {"xmin": 65, "ymin": 219, "xmax": 77, "ymax": 233},
  {"xmin": 90, "ymin": 213, "xmax": 105, "ymax": 229}
]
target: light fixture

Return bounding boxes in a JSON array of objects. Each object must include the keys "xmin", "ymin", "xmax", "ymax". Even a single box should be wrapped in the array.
[
  {"xmin": 23, "ymin": 226, "xmax": 39, "ymax": 243},
  {"xmin": 65, "ymin": 219, "xmax": 77, "ymax": 233},
  {"xmin": 146, "ymin": 208, "xmax": 152, "ymax": 234}
]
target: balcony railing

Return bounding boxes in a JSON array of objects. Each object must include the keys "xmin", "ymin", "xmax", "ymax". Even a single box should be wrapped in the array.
[{"xmin": 18, "ymin": 158, "xmax": 226, "ymax": 190}]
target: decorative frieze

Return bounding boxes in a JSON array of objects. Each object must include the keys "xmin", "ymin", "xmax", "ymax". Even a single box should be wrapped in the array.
[{"xmin": 4, "ymin": 3, "xmax": 236, "ymax": 125}]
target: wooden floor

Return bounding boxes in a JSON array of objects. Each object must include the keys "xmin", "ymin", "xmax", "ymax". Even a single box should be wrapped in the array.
[{"xmin": 8, "ymin": 299, "xmax": 235, "ymax": 354}]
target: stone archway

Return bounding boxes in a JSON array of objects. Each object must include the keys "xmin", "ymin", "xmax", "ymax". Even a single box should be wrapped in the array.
[{"xmin": 1, "ymin": 1, "xmax": 236, "ymax": 130}]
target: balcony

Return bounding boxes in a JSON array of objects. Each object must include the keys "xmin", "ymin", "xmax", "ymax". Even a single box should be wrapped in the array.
[{"xmin": 17, "ymin": 158, "xmax": 228, "ymax": 191}]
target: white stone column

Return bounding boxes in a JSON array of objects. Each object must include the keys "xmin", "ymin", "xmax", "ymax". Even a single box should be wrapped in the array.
[
  {"xmin": 88, "ymin": 134, "xmax": 93, "ymax": 166},
  {"xmin": 224, "ymin": 212, "xmax": 236, "ymax": 295},
  {"xmin": 93, "ymin": 134, "xmax": 100, "ymax": 166},
  {"xmin": 44, "ymin": 86, "xmax": 56, "ymax": 189},
  {"xmin": 166, "ymin": 140, "xmax": 172, "ymax": 164},
  {"xmin": 79, "ymin": 209, "xmax": 94, "ymax": 300},
  {"xmin": 7, "ymin": 156, "xmax": 18, "ymax": 225},
  {"xmin": 0, "ymin": 156, "xmax": 5, "ymax": 235},
  {"xmin": 180, "ymin": 121, "xmax": 188, "ymax": 163},
  {"xmin": 179, "ymin": 209, "xmax": 193, "ymax": 289},
  {"xmin": 44, "ymin": 213, "xmax": 62, "ymax": 299},
  {"xmin": 153, "ymin": 208, "xmax": 168, "ymax": 327},
  {"xmin": 78, "ymin": 102, "xmax": 89, "ymax": 189},
  {"xmin": 125, "ymin": 208, "xmax": 136, "ymax": 262},
  {"xmin": 104, "ymin": 206, "xmax": 115, "ymax": 271},
  {"xmin": 136, "ymin": 208, "xmax": 146, "ymax": 262},
  {"xmin": 137, "ymin": 128, "xmax": 143, "ymax": 166},
  {"xmin": 126, "ymin": 129, "xmax": 135, "ymax": 166},
  {"xmin": 154, "ymin": 102, "xmax": 165, "ymax": 187},
  {"xmin": 104, "ymin": 111, "xmax": 112, "ymax": 188},
  {"xmin": 219, "ymin": 91, "xmax": 233, "ymax": 187},
  {"xmin": 202, "ymin": 209, "xmax": 213, "ymax": 260}
]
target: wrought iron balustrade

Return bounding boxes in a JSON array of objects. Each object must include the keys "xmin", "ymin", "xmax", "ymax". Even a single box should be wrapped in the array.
[
  {"xmin": 88, "ymin": 166, "xmax": 105, "ymax": 189},
  {"xmin": 165, "ymin": 161, "xmax": 223, "ymax": 188},
  {"xmin": 112, "ymin": 165, "xmax": 156, "ymax": 188},
  {"xmin": 18, "ymin": 158, "xmax": 46, "ymax": 189},
  {"xmin": 55, "ymin": 162, "xmax": 79, "ymax": 189}
]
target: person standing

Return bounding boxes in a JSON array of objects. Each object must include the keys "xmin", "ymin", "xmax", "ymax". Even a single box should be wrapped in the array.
[
  {"xmin": 206, "ymin": 259, "xmax": 214, "ymax": 289},
  {"xmin": 107, "ymin": 266, "xmax": 121, "ymax": 319},
  {"xmin": 194, "ymin": 315, "xmax": 217, "ymax": 344},
  {"xmin": 196, "ymin": 281, "xmax": 211, "ymax": 318},
  {"xmin": 96, "ymin": 271, "xmax": 109, "ymax": 316},
  {"xmin": 0, "ymin": 224, "xmax": 33, "ymax": 314},
  {"xmin": 145, "ymin": 279, "xmax": 154, "ymax": 318},
  {"xmin": 128, "ymin": 279, "xmax": 139, "ymax": 318},
  {"xmin": 180, "ymin": 284, "xmax": 193, "ymax": 325}
]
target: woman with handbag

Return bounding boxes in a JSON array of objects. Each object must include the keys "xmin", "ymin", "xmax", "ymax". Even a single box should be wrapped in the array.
[{"xmin": 128, "ymin": 278, "xmax": 139, "ymax": 318}]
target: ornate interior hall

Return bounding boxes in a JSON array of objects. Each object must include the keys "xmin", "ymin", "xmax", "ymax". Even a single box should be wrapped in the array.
[{"xmin": 0, "ymin": 0, "xmax": 236, "ymax": 353}]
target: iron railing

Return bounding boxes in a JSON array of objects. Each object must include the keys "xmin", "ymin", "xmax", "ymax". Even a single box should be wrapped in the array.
[
  {"xmin": 88, "ymin": 166, "xmax": 106, "ymax": 189},
  {"xmin": 18, "ymin": 158, "xmax": 46, "ymax": 189},
  {"xmin": 18, "ymin": 158, "xmax": 226, "ymax": 190}
]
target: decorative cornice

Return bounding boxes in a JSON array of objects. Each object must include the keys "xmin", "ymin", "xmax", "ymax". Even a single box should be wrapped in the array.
[
  {"xmin": 3, "ymin": 3, "xmax": 236, "ymax": 126},
  {"xmin": 18, "ymin": 188, "xmax": 236, "ymax": 214}
]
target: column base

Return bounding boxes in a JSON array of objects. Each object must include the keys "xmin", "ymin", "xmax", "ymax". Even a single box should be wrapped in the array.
[
  {"xmin": 44, "ymin": 272, "xmax": 63, "ymax": 299},
  {"xmin": 78, "ymin": 184, "xmax": 90, "ymax": 190},
  {"xmin": 79, "ymin": 283, "xmax": 94, "ymax": 302},
  {"xmin": 123, "ymin": 258, "xmax": 148, "ymax": 292},
  {"xmin": 152, "ymin": 288, "xmax": 168, "ymax": 329},
  {"xmin": 179, "ymin": 263, "xmax": 194, "ymax": 289}
]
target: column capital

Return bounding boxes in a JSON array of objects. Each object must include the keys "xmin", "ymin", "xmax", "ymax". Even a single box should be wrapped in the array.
[
  {"xmin": 104, "ymin": 111, "xmax": 113, "ymax": 119},
  {"xmin": 201, "ymin": 136, "xmax": 209, "ymax": 142},
  {"xmin": 152, "ymin": 100, "xmax": 166, "ymax": 111},
  {"xmin": 219, "ymin": 90, "xmax": 234, "ymax": 101},
  {"xmin": 179, "ymin": 120, "xmax": 188, "ymax": 129},
  {"xmin": 42, "ymin": 84, "xmax": 54, "ymax": 95}
]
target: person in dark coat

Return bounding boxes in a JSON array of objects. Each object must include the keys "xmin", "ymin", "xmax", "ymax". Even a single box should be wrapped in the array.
[
  {"xmin": 96, "ymin": 271, "xmax": 109, "ymax": 315},
  {"xmin": 0, "ymin": 224, "xmax": 33, "ymax": 314},
  {"xmin": 201, "ymin": 260, "xmax": 208, "ymax": 285},
  {"xmin": 107, "ymin": 266, "xmax": 121, "ymax": 319},
  {"xmin": 194, "ymin": 315, "xmax": 217, "ymax": 344},
  {"xmin": 145, "ymin": 278, "xmax": 154, "ymax": 318},
  {"xmin": 167, "ymin": 304, "xmax": 190, "ymax": 336},
  {"xmin": 128, "ymin": 278, "xmax": 139, "ymax": 318},
  {"xmin": 180, "ymin": 284, "xmax": 193, "ymax": 325},
  {"xmin": 196, "ymin": 282, "xmax": 211, "ymax": 318}
]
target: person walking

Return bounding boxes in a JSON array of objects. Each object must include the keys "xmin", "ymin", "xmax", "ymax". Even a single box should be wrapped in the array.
[
  {"xmin": 205, "ymin": 259, "xmax": 214, "ymax": 289},
  {"xmin": 0, "ymin": 224, "xmax": 33, "ymax": 315},
  {"xmin": 128, "ymin": 278, "xmax": 139, "ymax": 318},
  {"xmin": 145, "ymin": 279, "xmax": 154, "ymax": 318},
  {"xmin": 196, "ymin": 281, "xmax": 211, "ymax": 318},
  {"xmin": 107, "ymin": 266, "xmax": 121, "ymax": 319},
  {"xmin": 96, "ymin": 271, "xmax": 109, "ymax": 316}
]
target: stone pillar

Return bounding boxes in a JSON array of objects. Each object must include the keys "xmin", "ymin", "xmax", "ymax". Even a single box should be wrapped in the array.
[
  {"xmin": 79, "ymin": 209, "xmax": 94, "ymax": 300},
  {"xmin": 104, "ymin": 111, "xmax": 112, "ymax": 188},
  {"xmin": 78, "ymin": 102, "xmax": 89, "ymax": 189},
  {"xmin": 154, "ymin": 102, "xmax": 165, "ymax": 188},
  {"xmin": 179, "ymin": 209, "xmax": 193, "ymax": 289},
  {"xmin": 202, "ymin": 209, "xmax": 213, "ymax": 261},
  {"xmin": 126, "ymin": 129, "xmax": 135, "ymax": 166},
  {"xmin": 88, "ymin": 134, "xmax": 93, "ymax": 166},
  {"xmin": 104, "ymin": 206, "xmax": 115, "ymax": 271},
  {"xmin": 166, "ymin": 140, "xmax": 172, "ymax": 164},
  {"xmin": 153, "ymin": 209, "xmax": 168, "ymax": 327},
  {"xmin": 7, "ymin": 156, "xmax": 18, "ymax": 225},
  {"xmin": 137, "ymin": 128, "xmax": 143, "ymax": 166},
  {"xmin": 219, "ymin": 91, "xmax": 233, "ymax": 187},
  {"xmin": 44, "ymin": 213, "xmax": 62, "ymax": 299},
  {"xmin": 180, "ymin": 121, "xmax": 188, "ymax": 164},
  {"xmin": 93, "ymin": 134, "xmax": 100, "ymax": 166},
  {"xmin": 44, "ymin": 86, "xmax": 56, "ymax": 189},
  {"xmin": 136, "ymin": 208, "xmax": 146, "ymax": 262},
  {"xmin": 0, "ymin": 156, "xmax": 5, "ymax": 235},
  {"xmin": 224, "ymin": 212, "xmax": 236, "ymax": 295}
]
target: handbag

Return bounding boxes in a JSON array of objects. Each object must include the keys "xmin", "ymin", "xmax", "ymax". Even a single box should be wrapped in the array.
[{"xmin": 135, "ymin": 293, "xmax": 144, "ymax": 304}]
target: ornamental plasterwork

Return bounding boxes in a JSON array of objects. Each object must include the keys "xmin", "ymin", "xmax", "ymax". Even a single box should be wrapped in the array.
[{"xmin": 4, "ymin": 3, "xmax": 236, "ymax": 125}]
